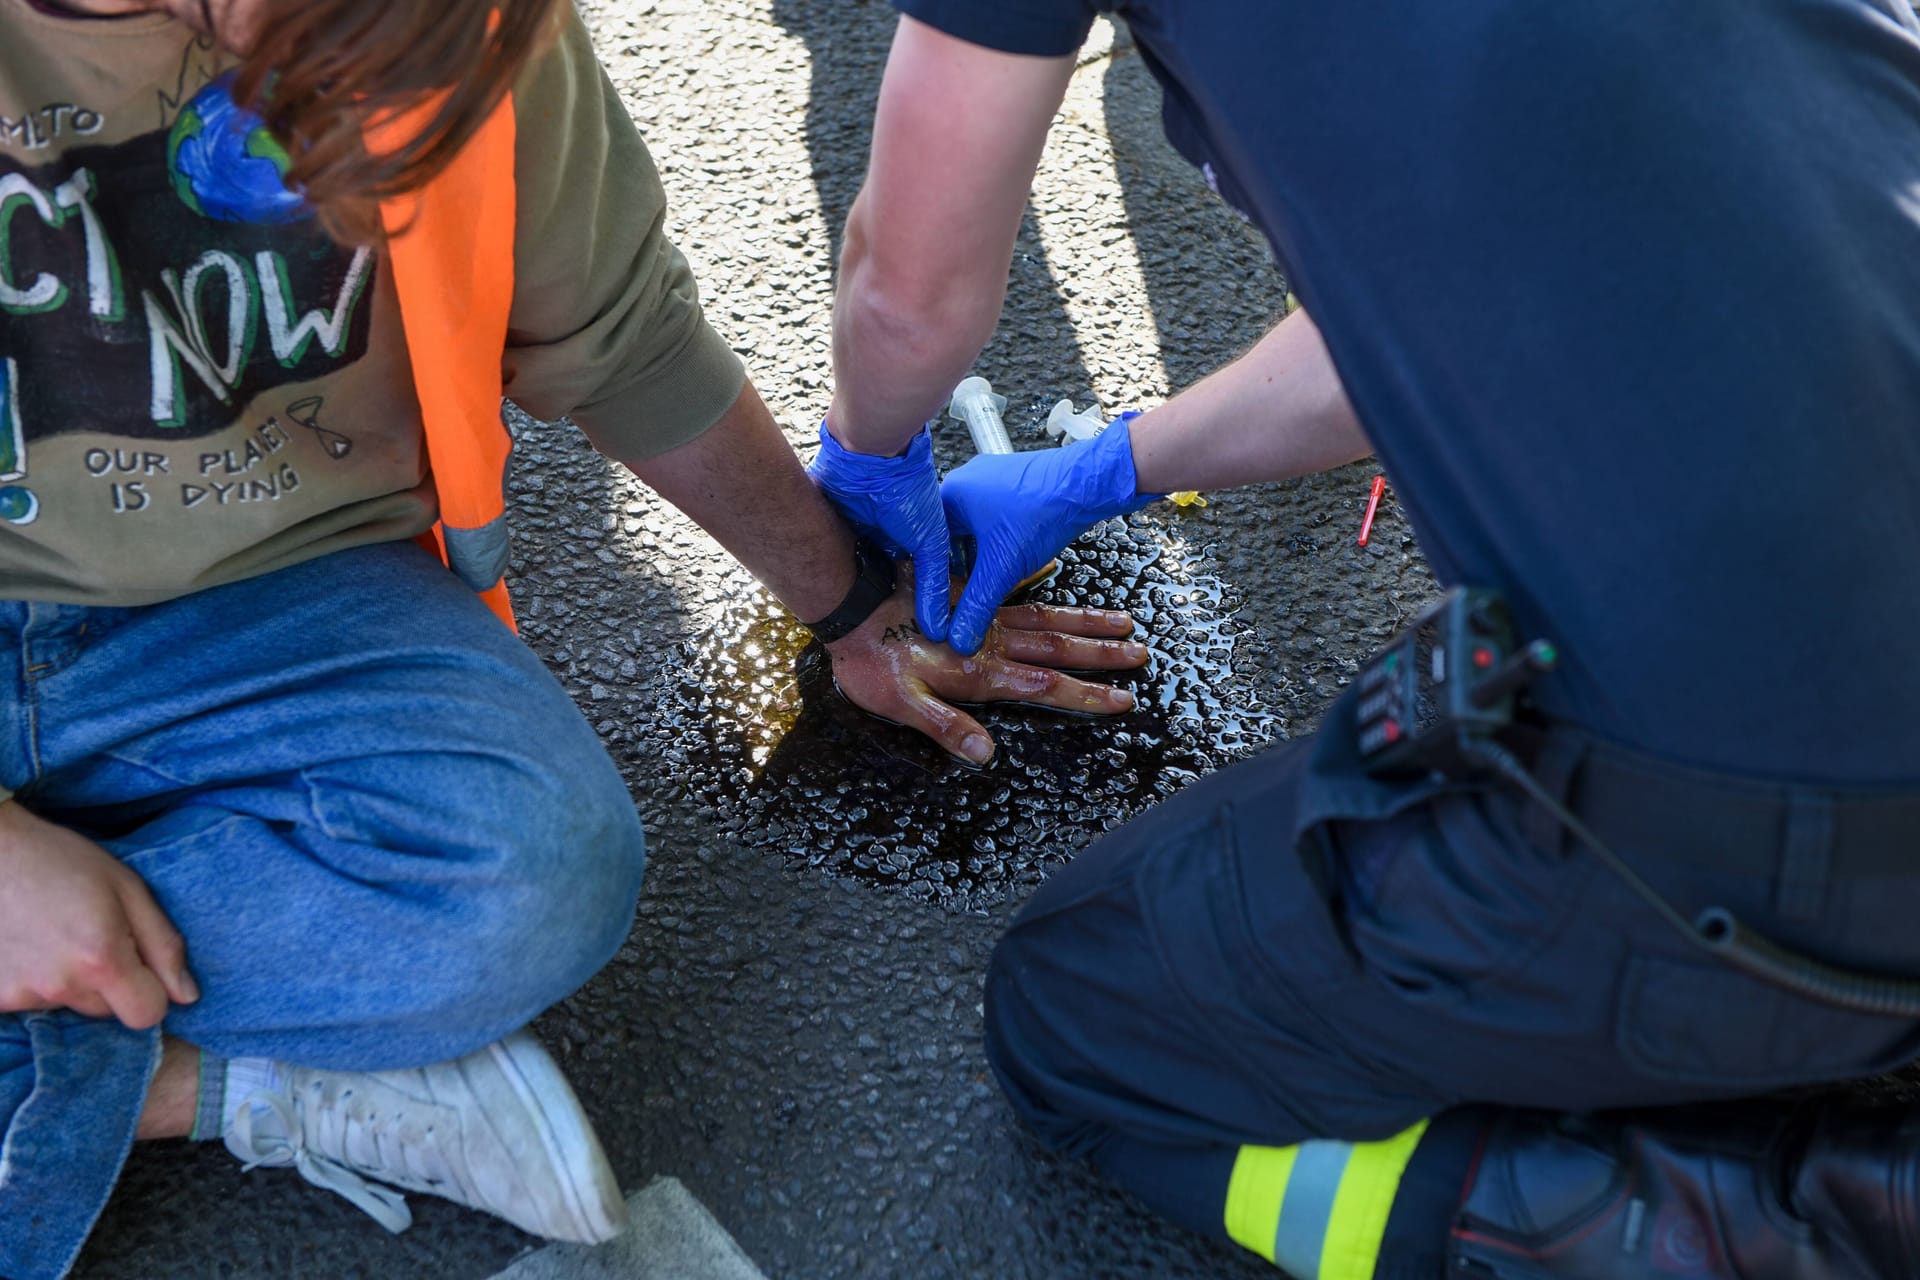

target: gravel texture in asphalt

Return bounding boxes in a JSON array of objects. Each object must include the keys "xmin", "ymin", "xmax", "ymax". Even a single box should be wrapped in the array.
[{"xmin": 74, "ymin": 2, "xmax": 1441, "ymax": 1277}]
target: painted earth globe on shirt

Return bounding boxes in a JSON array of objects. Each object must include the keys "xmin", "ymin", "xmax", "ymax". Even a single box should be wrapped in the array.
[{"xmin": 166, "ymin": 74, "xmax": 311, "ymax": 225}]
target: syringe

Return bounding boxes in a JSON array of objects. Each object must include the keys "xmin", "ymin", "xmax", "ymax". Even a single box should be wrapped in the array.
[{"xmin": 947, "ymin": 376, "xmax": 1014, "ymax": 456}]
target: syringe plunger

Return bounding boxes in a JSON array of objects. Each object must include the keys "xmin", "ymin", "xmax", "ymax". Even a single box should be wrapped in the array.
[{"xmin": 1046, "ymin": 399, "xmax": 1107, "ymax": 444}]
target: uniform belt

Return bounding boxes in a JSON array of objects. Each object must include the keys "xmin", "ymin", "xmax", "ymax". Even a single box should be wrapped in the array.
[{"xmin": 1504, "ymin": 721, "xmax": 1920, "ymax": 884}]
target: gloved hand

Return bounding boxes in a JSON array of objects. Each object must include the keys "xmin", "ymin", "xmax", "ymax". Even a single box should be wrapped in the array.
[
  {"xmin": 941, "ymin": 414, "xmax": 1163, "ymax": 655},
  {"xmin": 807, "ymin": 421, "xmax": 952, "ymax": 641}
]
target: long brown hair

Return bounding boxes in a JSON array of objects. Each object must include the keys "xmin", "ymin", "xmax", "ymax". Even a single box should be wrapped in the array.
[{"xmin": 230, "ymin": 0, "xmax": 565, "ymax": 244}]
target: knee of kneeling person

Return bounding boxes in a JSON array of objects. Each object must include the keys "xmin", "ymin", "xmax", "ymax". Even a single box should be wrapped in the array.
[
  {"xmin": 982, "ymin": 939, "xmax": 1092, "ymax": 1154},
  {"xmin": 459, "ymin": 762, "xmax": 647, "ymax": 1008}
]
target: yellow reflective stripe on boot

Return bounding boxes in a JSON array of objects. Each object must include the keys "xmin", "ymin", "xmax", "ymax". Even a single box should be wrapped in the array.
[{"xmin": 1224, "ymin": 1120, "xmax": 1430, "ymax": 1279}]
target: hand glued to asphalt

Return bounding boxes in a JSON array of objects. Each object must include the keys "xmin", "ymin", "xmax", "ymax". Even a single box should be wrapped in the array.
[{"xmin": 824, "ymin": 566, "xmax": 1148, "ymax": 766}]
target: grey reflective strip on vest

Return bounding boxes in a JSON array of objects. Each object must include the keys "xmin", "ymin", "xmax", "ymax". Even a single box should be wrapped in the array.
[
  {"xmin": 1272, "ymin": 1141, "xmax": 1353, "ymax": 1279},
  {"xmin": 445, "ymin": 518, "xmax": 511, "ymax": 591}
]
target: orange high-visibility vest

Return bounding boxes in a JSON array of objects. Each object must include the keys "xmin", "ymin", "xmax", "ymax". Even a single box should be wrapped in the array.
[{"xmin": 367, "ymin": 94, "xmax": 520, "ymax": 628}]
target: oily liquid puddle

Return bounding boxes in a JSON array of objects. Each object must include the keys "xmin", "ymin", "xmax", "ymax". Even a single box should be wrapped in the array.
[{"xmin": 643, "ymin": 514, "xmax": 1281, "ymax": 911}]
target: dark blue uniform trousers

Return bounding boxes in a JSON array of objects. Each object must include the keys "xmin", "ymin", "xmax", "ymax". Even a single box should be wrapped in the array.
[{"xmin": 984, "ymin": 689, "xmax": 1920, "ymax": 1275}]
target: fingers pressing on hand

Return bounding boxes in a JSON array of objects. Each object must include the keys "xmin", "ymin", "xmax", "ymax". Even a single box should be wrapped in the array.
[
  {"xmin": 947, "ymin": 579, "xmax": 1006, "ymax": 658},
  {"xmin": 910, "ymin": 540, "xmax": 953, "ymax": 643}
]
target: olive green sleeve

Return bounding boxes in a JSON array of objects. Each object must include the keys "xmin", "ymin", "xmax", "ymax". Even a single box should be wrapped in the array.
[{"xmin": 502, "ymin": 9, "xmax": 746, "ymax": 459}]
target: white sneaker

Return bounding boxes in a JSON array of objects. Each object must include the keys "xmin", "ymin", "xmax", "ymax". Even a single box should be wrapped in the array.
[{"xmin": 223, "ymin": 1030, "xmax": 626, "ymax": 1243}]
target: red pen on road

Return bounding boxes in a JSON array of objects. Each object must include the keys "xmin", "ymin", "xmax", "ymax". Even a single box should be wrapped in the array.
[{"xmin": 1357, "ymin": 474, "xmax": 1386, "ymax": 546}]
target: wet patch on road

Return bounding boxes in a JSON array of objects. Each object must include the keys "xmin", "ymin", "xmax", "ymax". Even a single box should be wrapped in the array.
[{"xmin": 637, "ymin": 512, "xmax": 1283, "ymax": 911}]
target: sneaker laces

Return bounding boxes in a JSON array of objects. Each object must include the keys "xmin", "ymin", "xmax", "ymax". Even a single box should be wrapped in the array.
[{"xmin": 228, "ymin": 1089, "xmax": 414, "ymax": 1233}]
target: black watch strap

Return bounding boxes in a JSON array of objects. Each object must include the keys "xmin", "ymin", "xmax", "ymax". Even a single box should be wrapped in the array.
[{"xmin": 803, "ymin": 537, "xmax": 898, "ymax": 644}]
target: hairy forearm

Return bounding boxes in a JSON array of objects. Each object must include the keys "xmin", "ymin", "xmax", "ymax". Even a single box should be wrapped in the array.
[
  {"xmin": 621, "ymin": 377, "xmax": 854, "ymax": 622},
  {"xmin": 825, "ymin": 194, "xmax": 1006, "ymax": 456},
  {"xmin": 824, "ymin": 20, "xmax": 1074, "ymax": 457},
  {"xmin": 1129, "ymin": 309, "xmax": 1373, "ymax": 494}
]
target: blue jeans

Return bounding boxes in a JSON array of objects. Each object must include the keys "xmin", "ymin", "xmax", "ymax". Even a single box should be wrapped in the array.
[{"xmin": 0, "ymin": 542, "xmax": 647, "ymax": 1280}]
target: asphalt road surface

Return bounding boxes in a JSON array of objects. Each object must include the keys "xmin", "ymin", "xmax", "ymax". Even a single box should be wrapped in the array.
[{"xmin": 75, "ymin": 3, "xmax": 1437, "ymax": 1276}]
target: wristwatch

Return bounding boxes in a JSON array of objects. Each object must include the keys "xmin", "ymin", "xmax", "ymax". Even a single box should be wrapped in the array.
[{"xmin": 803, "ymin": 536, "xmax": 898, "ymax": 645}]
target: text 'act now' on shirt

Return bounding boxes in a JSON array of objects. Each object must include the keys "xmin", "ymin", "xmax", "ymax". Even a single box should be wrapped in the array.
[{"xmin": 0, "ymin": 0, "xmax": 744, "ymax": 606}]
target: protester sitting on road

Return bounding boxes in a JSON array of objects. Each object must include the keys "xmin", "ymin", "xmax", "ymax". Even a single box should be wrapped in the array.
[
  {"xmin": 813, "ymin": 4, "xmax": 1920, "ymax": 1277},
  {"xmin": 0, "ymin": 0, "xmax": 1152, "ymax": 1274}
]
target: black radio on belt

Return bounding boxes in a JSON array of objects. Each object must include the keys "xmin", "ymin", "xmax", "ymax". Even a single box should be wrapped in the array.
[{"xmin": 1355, "ymin": 588, "xmax": 1558, "ymax": 777}]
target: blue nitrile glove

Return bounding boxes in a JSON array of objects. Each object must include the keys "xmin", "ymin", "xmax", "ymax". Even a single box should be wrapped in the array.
[
  {"xmin": 942, "ymin": 414, "xmax": 1163, "ymax": 655},
  {"xmin": 806, "ymin": 421, "xmax": 952, "ymax": 641}
]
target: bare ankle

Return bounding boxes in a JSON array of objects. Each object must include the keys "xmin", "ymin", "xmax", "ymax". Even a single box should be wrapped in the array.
[{"xmin": 137, "ymin": 1037, "xmax": 201, "ymax": 1141}]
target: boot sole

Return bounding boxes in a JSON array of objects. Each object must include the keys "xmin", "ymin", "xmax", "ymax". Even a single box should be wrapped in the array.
[{"xmin": 488, "ymin": 1032, "xmax": 627, "ymax": 1244}]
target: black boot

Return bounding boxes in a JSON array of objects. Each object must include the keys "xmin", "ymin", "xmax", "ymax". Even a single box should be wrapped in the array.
[{"xmin": 1448, "ymin": 1103, "xmax": 1920, "ymax": 1278}]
